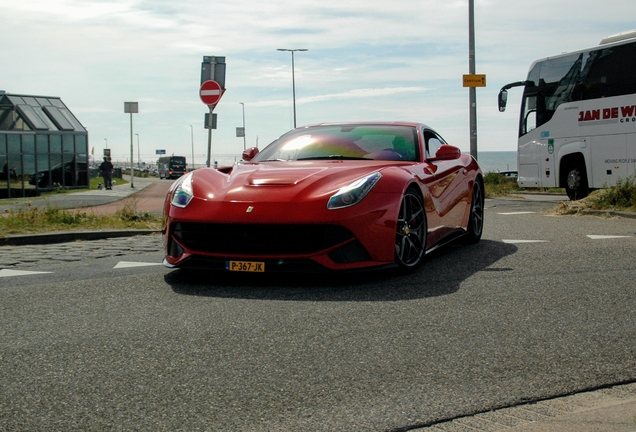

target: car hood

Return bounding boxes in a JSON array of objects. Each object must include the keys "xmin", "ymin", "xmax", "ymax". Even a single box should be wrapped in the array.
[{"xmin": 190, "ymin": 161, "xmax": 405, "ymax": 203}]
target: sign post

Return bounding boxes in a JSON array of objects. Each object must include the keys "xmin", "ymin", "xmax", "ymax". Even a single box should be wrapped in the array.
[
  {"xmin": 124, "ymin": 102, "xmax": 138, "ymax": 188},
  {"xmin": 199, "ymin": 79, "xmax": 225, "ymax": 167},
  {"xmin": 467, "ymin": 0, "xmax": 479, "ymax": 160}
]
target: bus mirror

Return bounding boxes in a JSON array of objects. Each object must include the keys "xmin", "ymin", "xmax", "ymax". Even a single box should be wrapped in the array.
[{"xmin": 498, "ymin": 89, "xmax": 508, "ymax": 112}]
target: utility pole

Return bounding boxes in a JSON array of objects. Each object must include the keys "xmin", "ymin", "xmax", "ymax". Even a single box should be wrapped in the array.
[{"xmin": 468, "ymin": 0, "xmax": 478, "ymax": 160}]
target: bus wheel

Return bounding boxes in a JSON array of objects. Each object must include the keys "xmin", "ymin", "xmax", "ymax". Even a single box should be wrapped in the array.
[{"xmin": 565, "ymin": 164, "xmax": 589, "ymax": 200}]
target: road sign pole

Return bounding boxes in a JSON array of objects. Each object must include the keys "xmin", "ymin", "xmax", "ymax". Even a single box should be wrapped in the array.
[
  {"xmin": 130, "ymin": 111, "xmax": 134, "ymax": 188},
  {"xmin": 199, "ymin": 79, "xmax": 224, "ymax": 168},
  {"xmin": 124, "ymin": 102, "xmax": 138, "ymax": 187},
  {"xmin": 206, "ymin": 105, "xmax": 213, "ymax": 167},
  {"xmin": 468, "ymin": 0, "xmax": 478, "ymax": 161}
]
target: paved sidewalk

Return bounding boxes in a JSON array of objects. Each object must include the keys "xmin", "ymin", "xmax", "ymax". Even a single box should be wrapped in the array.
[
  {"xmin": 0, "ymin": 176, "xmax": 171, "ymax": 246},
  {"xmin": 0, "ymin": 176, "xmax": 169, "ymax": 215},
  {"xmin": 414, "ymin": 382, "xmax": 636, "ymax": 431}
]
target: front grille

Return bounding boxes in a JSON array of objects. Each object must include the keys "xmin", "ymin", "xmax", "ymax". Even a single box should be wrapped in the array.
[{"xmin": 172, "ymin": 223, "xmax": 354, "ymax": 255}]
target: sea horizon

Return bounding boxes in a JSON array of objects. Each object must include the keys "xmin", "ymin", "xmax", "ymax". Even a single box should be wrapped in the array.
[{"xmin": 476, "ymin": 151, "xmax": 517, "ymax": 173}]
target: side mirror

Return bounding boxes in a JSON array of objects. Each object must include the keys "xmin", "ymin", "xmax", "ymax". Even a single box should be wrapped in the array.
[
  {"xmin": 430, "ymin": 145, "xmax": 461, "ymax": 161},
  {"xmin": 242, "ymin": 147, "xmax": 259, "ymax": 161},
  {"xmin": 498, "ymin": 89, "xmax": 508, "ymax": 112}
]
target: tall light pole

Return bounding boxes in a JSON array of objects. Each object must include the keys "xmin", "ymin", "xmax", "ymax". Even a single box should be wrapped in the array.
[
  {"xmin": 239, "ymin": 102, "xmax": 246, "ymax": 150},
  {"xmin": 277, "ymin": 48, "xmax": 308, "ymax": 128},
  {"xmin": 189, "ymin": 125, "xmax": 194, "ymax": 170},
  {"xmin": 468, "ymin": 0, "xmax": 478, "ymax": 160},
  {"xmin": 135, "ymin": 133, "xmax": 140, "ymax": 168}
]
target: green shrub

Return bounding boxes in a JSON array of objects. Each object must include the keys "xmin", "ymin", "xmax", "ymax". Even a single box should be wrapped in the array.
[
  {"xmin": 588, "ymin": 176, "xmax": 636, "ymax": 210},
  {"xmin": 483, "ymin": 172, "xmax": 519, "ymax": 197},
  {"xmin": 484, "ymin": 172, "xmax": 510, "ymax": 185}
]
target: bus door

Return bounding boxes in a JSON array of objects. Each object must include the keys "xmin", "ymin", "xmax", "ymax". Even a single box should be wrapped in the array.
[
  {"xmin": 519, "ymin": 136, "xmax": 563, "ymax": 189},
  {"xmin": 518, "ymin": 138, "xmax": 541, "ymax": 188}
]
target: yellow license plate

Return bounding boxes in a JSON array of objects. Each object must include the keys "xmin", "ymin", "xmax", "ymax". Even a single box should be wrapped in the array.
[{"xmin": 226, "ymin": 261, "xmax": 265, "ymax": 272}]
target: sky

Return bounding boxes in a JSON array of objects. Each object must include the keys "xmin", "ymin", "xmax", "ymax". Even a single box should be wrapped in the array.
[{"xmin": 2, "ymin": 0, "xmax": 636, "ymax": 166}]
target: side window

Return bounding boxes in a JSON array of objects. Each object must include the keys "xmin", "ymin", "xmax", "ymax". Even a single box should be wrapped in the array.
[{"xmin": 423, "ymin": 130, "xmax": 445, "ymax": 158}]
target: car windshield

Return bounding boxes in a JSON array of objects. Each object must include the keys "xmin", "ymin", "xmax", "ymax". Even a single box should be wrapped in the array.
[{"xmin": 252, "ymin": 125, "xmax": 419, "ymax": 162}]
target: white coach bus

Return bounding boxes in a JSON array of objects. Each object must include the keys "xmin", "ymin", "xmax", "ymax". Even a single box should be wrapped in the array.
[{"xmin": 498, "ymin": 30, "xmax": 636, "ymax": 200}]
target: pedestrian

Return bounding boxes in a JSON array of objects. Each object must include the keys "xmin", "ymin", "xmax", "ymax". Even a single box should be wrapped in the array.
[{"xmin": 99, "ymin": 156, "xmax": 114, "ymax": 190}]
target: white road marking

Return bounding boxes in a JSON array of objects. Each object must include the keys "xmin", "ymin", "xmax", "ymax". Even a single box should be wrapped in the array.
[
  {"xmin": 114, "ymin": 261, "xmax": 164, "ymax": 269},
  {"xmin": 502, "ymin": 239, "xmax": 548, "ymax": 244},
  {"xmin": 497, "ymin": 212, "xmax": 536, "ymax": 215},
  {"xmin": 587, "ymin": 235, "xmax": 633, "ymax": 240},
  {"xmin": 0, "ymin": 269, "xmax": 53, "ymax": 278}
]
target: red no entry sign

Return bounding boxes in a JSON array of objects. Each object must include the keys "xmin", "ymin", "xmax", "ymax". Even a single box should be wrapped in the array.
[{"xmin": 199, "ymin": 80, "xmax": 223, "ymax": 106}]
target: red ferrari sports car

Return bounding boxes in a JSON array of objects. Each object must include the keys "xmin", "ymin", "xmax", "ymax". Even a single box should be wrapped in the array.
[{"xmin": 162, "ymin": 122, "xmax": 484, "ymax": 273}]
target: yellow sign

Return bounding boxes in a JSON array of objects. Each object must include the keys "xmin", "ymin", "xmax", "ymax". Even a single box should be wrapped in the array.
[{"xmin": 463, "ymin": 74, "xmax": 486, "ymax": 87}]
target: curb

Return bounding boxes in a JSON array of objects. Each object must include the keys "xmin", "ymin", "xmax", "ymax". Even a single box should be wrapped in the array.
[{"xmin": 0, "ymin": 229, "xmax": 160, "ymax": 246}]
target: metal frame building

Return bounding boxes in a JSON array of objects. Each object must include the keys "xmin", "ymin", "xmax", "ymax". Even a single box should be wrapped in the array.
[{"xmin": 0, "ymin": 90, "xmax": 89, "ymax": 199}]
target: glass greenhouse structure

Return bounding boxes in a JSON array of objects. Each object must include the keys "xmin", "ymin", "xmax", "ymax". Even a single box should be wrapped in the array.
[{"xmin": 0, "ymin": 91, "xmax": 89, "ymax": 199}]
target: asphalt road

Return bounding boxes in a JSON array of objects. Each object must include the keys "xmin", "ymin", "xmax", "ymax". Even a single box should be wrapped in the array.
[{"xmin": 1, "ymin": 196, "xmax": 635, "ymax": 431}]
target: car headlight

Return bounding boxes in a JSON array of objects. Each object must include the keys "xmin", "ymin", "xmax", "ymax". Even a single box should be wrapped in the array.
[
  {"xmin": 171, "ymin": 172, "xmax": 194, "ymax": 208},
  {"xmin": 327, "ymin": 172, "xmax": 382, "ymax": 210}
]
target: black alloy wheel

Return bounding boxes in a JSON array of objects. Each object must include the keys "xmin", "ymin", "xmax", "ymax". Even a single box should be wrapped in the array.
[
  {"xmin": 395, "ymin": 190, "xmax": 427, "ymax": 269},
  {"xmin": 464, "ymin": 179, "xmax": 484, "ymax": 244}
]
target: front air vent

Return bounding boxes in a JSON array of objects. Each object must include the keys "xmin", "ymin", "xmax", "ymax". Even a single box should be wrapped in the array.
[{"xmin": 172, "ymin": 223, "xmax": 354, "ymax": 255}]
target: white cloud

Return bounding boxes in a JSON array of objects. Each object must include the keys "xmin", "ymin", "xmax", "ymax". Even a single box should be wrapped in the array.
[
  {"xmin": 250, "ymin": 87, "xmax": 430, "ymax": 107},
  {"xmin": 2, "ymin": 0, "xmax": 636, "ymax": 163}
]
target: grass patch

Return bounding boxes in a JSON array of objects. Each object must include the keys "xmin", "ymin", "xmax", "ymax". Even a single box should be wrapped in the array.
[
  {"xmin": 588, "ymin": 176, "xmax": 636, "ymax": 210},
  {"xmin": 483, "ymin": 172, "xmax": 565, "ymax": 198},
  {"xmin": 554, "ymin": 176, "xmax": 636, "ymax": 215},
  {"xmin": 483, "ymin": 172, "xmax": 521, "ymax": 197},
  {"xmin": 0, "ymin": 201, "xmax": 161, "ymax": 237}
]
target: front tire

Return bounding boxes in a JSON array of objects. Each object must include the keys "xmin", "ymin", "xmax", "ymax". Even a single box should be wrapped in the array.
[
  {"xmin": 565, "ymin": 163, "xmax": 589, "ymax": 200},
  {"xmin": 395, "ymin": 190, "xmax": 427, "ymax": 269}
]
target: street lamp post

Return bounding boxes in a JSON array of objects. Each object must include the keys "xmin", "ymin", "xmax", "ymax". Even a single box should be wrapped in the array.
[
  {"xmin": 189, "ymin": 125, "xmax": 194, "ymax": 170},
  {"xmin": 135, "ymin": 134, "xmax": 140, "ymax": 168},
  {"xmin": 277, "ymin": 48, "xmax": 308, "ymax": 128},
  {"xmin": 468, "ymin": 0, "xmax": 478, "ymax": 160},
  {"xmin": 239, "ymin": 102, "xmax": 246, "ymax": 150}
]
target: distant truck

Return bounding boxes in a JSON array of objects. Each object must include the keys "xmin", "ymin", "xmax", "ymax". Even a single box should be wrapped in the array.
[{"xmin": 157, "ymin": 156, "xmax": 187, "ymax": 180}]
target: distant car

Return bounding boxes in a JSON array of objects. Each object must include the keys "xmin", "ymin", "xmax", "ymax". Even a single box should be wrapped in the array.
[
  {"xmin": 29, "ymin": 161, "xmax": 87, "ymax": 188},
  {"xmin": 162, "ymin": 122, "xmax": 484, "ymax": 273},
  {"xmin": 499, "ymin": 170, "xmax": 518, "ymax": 178}
]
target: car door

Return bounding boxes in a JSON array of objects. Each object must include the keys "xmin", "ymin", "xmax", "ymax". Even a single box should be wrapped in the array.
[{"xmin": 419, "ymin": 130, "xmax": 469, "ymax": 244}]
